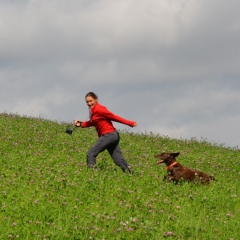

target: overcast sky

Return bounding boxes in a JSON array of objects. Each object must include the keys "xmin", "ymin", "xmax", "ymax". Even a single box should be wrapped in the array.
[{"xmin": 1, "ymin": 0, "xmax": 240, "ymax": 148}]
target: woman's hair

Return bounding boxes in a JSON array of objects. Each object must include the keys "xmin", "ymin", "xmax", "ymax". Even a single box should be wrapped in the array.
[{"xmin": 85, "ymin": 92, "xmax": 98, "ymax": 100}]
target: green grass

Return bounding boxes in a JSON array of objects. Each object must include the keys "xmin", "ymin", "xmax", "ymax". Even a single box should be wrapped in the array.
[{"xmin": 0, "ymin": 113, "xmax": 239, "ymax": 239}]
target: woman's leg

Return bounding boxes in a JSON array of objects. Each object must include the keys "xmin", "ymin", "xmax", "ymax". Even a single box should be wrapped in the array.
[
  {"xmin": 106, "ymin": 132, "xmax": 131, "ymax": 172},
  {"xmin": 87, "ymin": 131, "xmax": 120, "ymax": 167},
  {"xmin": 87, "ymin": 132, "xmax": 130, "ymax": 171}
]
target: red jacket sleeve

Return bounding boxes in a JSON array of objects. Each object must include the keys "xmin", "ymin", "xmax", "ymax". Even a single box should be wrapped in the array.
[
  {"xmin": 81, "ymin": 121, "xmax": 94, "ymax": 128},
  {"xmin": 99, "ymin": 106, "xmax": 135, "ymax": 127}
]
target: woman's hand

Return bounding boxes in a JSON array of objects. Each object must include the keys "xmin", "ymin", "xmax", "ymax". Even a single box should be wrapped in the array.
[
  {"xmin": 74, "ymin": 120, "xmax": 82, "ymax": 127},
  {"xmin": 133, "ymin": 122, "xmax": 138, "ymax": 127}
]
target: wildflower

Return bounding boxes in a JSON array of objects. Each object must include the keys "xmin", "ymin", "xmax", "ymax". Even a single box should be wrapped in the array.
[
  {"xmin": 131, "ymin": 218, "xmax": 138, "ymax": 223},
  {"xmin": 34, "ymin": 200, "xmax": 38, "ymax": 204},
  {"xmin": 127, "ymin": 227, "xmax": 134, "ymax": 231},
  {"xmin": 164, "ymin": 231, "xmax": 175, "ymax": 236},
  {"xmin": 12, "ymin": 222, "xmax": 17, "ymax": 226},
  {"xmin": 120, "ymin": 222, "xmax": 127, "ymax": 227}
]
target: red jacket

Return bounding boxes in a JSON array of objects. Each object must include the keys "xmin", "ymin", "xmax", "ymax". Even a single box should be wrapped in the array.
[{"xmin": 81, "ymin": 103, "xmax": 135, "ymax": 137}]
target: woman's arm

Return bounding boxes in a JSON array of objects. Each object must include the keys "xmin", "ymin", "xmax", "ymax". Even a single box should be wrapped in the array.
[
  {"xmin": 74, "ymin": 119, "xmax": 95, "ymax": 128},
  {"xmin": 100, "ymin": 107, "xmax": 137, "ymax": 127}
]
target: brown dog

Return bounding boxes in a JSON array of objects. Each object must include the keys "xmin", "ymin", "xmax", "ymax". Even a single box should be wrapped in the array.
[{"xmin": 155, "ymin": 152, "xmax": 215, "ymax": 184}]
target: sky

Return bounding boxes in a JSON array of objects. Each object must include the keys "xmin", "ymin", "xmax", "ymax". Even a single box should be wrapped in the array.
[{"xmin": 1, "ymin": 0, "xmax": 240, "ymax": 148}]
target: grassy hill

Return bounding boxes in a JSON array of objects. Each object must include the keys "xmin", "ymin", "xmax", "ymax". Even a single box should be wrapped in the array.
[{"xmin": 0, "ymin": 113, "xmax": 239, "ymax": 239}]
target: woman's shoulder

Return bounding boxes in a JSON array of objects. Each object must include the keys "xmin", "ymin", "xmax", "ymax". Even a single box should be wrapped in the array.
[
  {"xmin": 93, "ymin": 102, "xmax": 106, "ymax": 111},
  {"xmin": 94, "ymin": 103, "xmax": 110, "ymax": 114}
]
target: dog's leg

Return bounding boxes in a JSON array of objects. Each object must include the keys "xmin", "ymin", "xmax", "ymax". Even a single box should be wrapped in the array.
[
  {"xmin": 163, "ymin": 173, "xmax": 175, "ymax": 183},
  {"xmin": 167, "ymin": 173, "xmax": 179, "ymax": 184}
]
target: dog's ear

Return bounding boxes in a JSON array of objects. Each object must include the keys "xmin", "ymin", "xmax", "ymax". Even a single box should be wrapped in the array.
[
  {"xmin": 154, "ymin": 154, "xmax": 161, "ymax": 159},
  {"xmin": 170, "ymin": 152, "xmax": 180, "ymax": 158}
]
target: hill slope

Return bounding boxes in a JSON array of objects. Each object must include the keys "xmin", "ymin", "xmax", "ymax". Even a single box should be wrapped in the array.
[{"xmin": 0, "ymin": 113, "xmax": 239, "ymax": 239}]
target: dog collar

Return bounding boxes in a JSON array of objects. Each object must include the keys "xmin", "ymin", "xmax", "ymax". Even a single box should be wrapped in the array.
[{"xmin": 166, "ymin": 162, "xmax": 178, "ymax": 170}]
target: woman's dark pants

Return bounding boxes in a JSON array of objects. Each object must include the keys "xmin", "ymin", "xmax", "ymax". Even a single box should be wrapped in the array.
[{"xmin": 87, "ymin": 131, "xmax": 130, "ymax": 172}]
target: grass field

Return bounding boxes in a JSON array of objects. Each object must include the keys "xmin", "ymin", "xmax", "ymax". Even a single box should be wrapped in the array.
[{"xmin": 0, "ymin": 113, "xmax": 239, "ymax": 239}]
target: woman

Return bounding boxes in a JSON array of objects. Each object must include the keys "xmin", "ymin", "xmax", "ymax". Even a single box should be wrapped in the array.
[{"xmin": 74, "ymin": 92, "xmax": 137, "ymax": 172}]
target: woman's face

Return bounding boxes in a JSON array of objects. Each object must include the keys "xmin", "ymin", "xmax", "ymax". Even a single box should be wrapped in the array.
[{"xmin": 86, "ymin": 96, "xmax": 98, "ymax": 109}]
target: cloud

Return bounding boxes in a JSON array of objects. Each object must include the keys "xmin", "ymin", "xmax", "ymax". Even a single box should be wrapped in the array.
[{"xmin": 1, "ymin": 0, "xmax": 240, "ymax": 148}]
